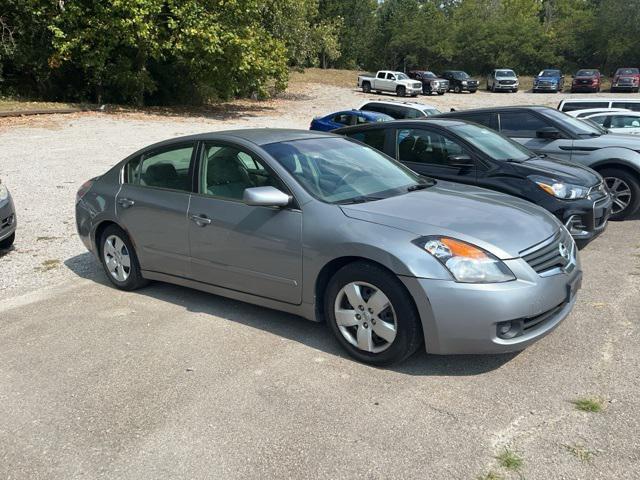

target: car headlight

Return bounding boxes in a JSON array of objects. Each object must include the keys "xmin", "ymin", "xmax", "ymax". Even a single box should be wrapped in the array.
[
  {"xmin": 529, "ymin": 175, "xmax": 589, "ymax": 199},
  {"xmin": 462, "ymin": 81, "xmax": 468, "ymax": 85},
  {"xmin": 0, "ymin": 183, "xmax": 8, "ymax": 202},
  {"xmin": 414, "ymin": 236, "xmax": 515, "ymax": 283}
]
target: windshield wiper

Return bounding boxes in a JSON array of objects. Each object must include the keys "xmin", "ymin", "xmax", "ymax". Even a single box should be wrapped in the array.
[
  {"xmin": 407, "ymin": 183, "xmax": 431, "ymax": 192},
  {"xmin": 337, "ymin": 195, "xmax": 383, "ymax": 205}
]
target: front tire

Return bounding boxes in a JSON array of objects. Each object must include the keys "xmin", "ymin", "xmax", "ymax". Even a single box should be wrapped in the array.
[
  {"xmin": 0, "ymin": 232, "xmax": 15, "ymax": 250},
  {"xmin": 454, "ymin": 85, "xmax": 462, "ymax": 93},
  {"xmin": 99, "ymin": 225, "xmax": 148, "ymax": 290},
  {"xmin": 325, "ymin": 261, "xmax": 423, "ymax": 366},
  {"xmin": 601, "ymin": 168, "xmax": 640, "ymax": 220}
]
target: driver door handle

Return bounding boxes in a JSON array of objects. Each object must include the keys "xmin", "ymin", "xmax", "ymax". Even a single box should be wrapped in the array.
[
  {"xmin": 118, "ymin": 198, "xmax": 135, "ymax": 208},
  {"xmin": 190, "ymin": 214, "xmax": 212, "ymax": 226}
]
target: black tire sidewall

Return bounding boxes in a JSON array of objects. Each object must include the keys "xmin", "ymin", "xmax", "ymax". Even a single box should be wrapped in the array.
[
  {"xmin": 363, "ymin": 82, "xmax": 371, "ymax": 93},
  {"xmin": 601, "ymin": 168, "xmax": 640, "ymax": 220},
  {"xmin": 0, "ymin": 232, "xmax": 15, "ymax": 250},
  {"xmin": 324, "ymin": 261, "xmax": 423, "ymax": 366},
  {"xmin": 99, "ymin": 225, "xmax": 147, "ymax": 290},
  {"xmin": 397, "ymin": 86, "xmax": 406, "ymax": 97}
]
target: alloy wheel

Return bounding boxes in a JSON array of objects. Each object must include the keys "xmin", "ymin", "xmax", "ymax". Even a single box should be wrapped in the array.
[
  {"xmin": 333, "ymin": 281, "xmax": 397, "ymax": 353},
  {"xmin": 103, "ymin": 234, "xmax": 131, "ymax": 282},
  {"xmin": 605, "ymin": 176, "xmax": 632, "ymax": 214}
]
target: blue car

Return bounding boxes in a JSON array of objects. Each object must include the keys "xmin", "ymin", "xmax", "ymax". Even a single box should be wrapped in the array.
[
  {"xmin": 533, "ymin": 69, "xmax": 565, "ymax": 93},
  {"xmin": 310, "ymin": 109, "xmax": 393, "ymax": 131}
]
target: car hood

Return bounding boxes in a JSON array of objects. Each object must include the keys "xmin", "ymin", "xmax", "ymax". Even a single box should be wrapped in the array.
[
  {"xmin": 519, "ymin": 157, "xmax": 601, "ymax": 186},
  {"xmin": 582, "ymin": 132, "xmax": 640, "ymax": 148},
  {"xmin": 339, "ymin": 181, "xmax": 559, "ymax": 259}
]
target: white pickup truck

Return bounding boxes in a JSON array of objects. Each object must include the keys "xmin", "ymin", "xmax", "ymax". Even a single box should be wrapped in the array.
[{"xmin": 357, "ymin": 71, "xmax": 423, "ymax": 97}]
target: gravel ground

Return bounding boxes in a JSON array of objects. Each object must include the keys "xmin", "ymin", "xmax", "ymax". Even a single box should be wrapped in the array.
[{"xmin": 1, "ymin": 83, "xmax": 639, "ymax": 479}]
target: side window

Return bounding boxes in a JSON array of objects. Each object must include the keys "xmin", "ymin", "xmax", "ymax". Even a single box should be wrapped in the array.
[
  {"xmin": 200, "ymin": 144, "xmax": 286, "ymax": 201},
  {"xmin": 347, "ymin": 129, "xmax": 387, "ymax": 152},
  {"xmin": 387, "ymin": 73, "xmax": 396, "ymax": 80},
  {"xmin": 333, "ymin": 113, "xmax": 352, "ymax": 126},
  {"xmin": 362, "ymin": 103, "xmax": 384, "ymax": 116},
  {"xmin": 587, "ymin": 115, "xmax": 607, "ymax": 126},
  {"xmin": 355, "ymin": 115, "xmax": 370, "ymax": 125},
  {"xmin": 463, "ymin": 113, "xmax": 498, "ymax": 131},
  {"xmin": 134, "ymin": 144, "xmax": 194, "ymax": 191},
  {"xmin": 397, "ymin": 129, "xmax": 467, "ymax": 166},
  {"xmin": 561, "ymin": 101, "xmax": 608, "ymax": 112},
  {"xmin": 125, "ymin": 156, "xmax": 142, "ymax": 184},
  {"xmin": 499, "ymin": 112, "xmax": 548, "ymax": 138},
  {"xmin": 612, "ymin": 102, "xmax": 640, "ymax": 112},
  {"xmin": 377, "ymin": 72, "xmax": 385, "ymax": 79},
  {"xmin": 404, "ymin": 108, "xmax": 425, "ymax": 119},
  {"xmin": 610, "ymin": 115, "xmax": 640, "ymax": 128}
]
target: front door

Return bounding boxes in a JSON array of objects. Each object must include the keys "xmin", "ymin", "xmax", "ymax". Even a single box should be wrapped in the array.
[
  {"xmin": 116, "ymin": 142, "xmax": 195, "ymax": 277},
  {"xmin": 187, "ymin": 142, "xmax": 303, "ymax": 305},
  {"xmin": 499, "ymin": 111, "xmax": 574, "ymax": 161},
  {"xmin": 395, "ymin": 127, "xmax": 477, "ymax": 185}
]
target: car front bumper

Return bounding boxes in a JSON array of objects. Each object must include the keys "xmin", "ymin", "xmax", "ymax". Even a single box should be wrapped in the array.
[
  {"xmin": 534, "ymin": 83, "xmax": 559, "ymax": 91},
  {"xmin": 493, "ymin": 83, "xmax": 518, "ymax": 90},
  {"xmin": 561, "ymin": 193, "xmax": 611, "ymax": 246},
  {"xmin": 401, "ymin": 251, "xmax": 582, "ymax": 355},
  {"xmin": 0, "ymin": 195, "xmax": 17, "ymax": 242}
]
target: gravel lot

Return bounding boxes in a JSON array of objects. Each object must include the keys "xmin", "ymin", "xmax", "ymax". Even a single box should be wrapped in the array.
[{"xmin": 1, "ymin": 83, "xmax": 639, "ymax": 479}]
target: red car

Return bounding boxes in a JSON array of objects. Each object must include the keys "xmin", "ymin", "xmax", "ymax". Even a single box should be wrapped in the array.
[
  {"xmin": 571, "ymin": 69, "xmax": 602, "ymax": 93},
  {"xmin": 611, "ymin": 67, "xmax": 640, "ymax": 93}
]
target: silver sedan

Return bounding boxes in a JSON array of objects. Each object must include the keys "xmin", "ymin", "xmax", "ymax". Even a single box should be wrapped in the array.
[{"xmin": 75, "ymin": 129, "xmax": 582, "ymax": 365}]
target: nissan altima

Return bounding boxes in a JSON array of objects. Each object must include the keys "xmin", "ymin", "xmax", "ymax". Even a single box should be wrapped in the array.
[{"xmin": 76, "ymin": 129, "xmax": 582, "ymax": 365}]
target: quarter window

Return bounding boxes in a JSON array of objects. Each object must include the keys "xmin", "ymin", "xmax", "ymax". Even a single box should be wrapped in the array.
[
  {"xmin": 397, "ymin": 129, "xmax": 466, "ymax": 166},
  {"xmin": 333, "ymin": 113, "xmax": 353, "ymax": 126},
  {"xmin": 200, "ymin": 144, "xmax": 286, "ymax": 201},
  {"xmin": 499, "ymin": 112, "xmax": 548, "ymax": 138},
  {"xmin": 126, "ymin": 144, "xmax": 194, "ymax": 191},
  {"xmin": 612, "ymin": 102, "xmax": 640, "ymax": 112}
]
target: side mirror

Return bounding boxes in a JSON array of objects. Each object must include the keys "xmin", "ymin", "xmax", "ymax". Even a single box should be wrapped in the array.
[
  {"xmin": 536, "ymin": 127, "xmax": 562, "ymax": 140},
  {"xmin": 243, "ymin": 186, "xmax": 291, "ymax": 207},
  {"xmin": 448, "ymin": 154, "xmax": 474, "ymax": 167}
]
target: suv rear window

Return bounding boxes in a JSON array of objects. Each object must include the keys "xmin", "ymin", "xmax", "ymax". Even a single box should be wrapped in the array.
[
  {"xmin": 612, "ymin": 101, "xmax": 640, "ymax": 112},
  {"xmin": 559, "ymin": 101, "xmax": 609, "ymax": 112},
  {"xmin": 499, "ymin": 112, "xmax": 548, "ymax": 138}
]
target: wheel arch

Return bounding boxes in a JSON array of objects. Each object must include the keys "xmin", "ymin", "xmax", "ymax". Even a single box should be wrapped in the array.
[
  {"xmin": 590, "ymin": 159, "xmax": 640, "ymax": 179},
  {"xmin": 92, "ymin": 219, "xmax": 136, "ymax": 255}
]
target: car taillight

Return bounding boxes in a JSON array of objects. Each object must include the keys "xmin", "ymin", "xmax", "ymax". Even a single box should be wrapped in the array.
[{"xmin": 76, "ymin": 179, "xmax": 95, "ymax": 203}]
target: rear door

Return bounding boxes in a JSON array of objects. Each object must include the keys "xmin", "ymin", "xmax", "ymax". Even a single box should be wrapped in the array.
[
  {"xmin": 394, "ymin": 127, "xmax": 478, "ymax": 184},
  {"xmin": 116, "ymin": 142, "xmax": 196, "ymax": 277},
  {"xmin": 187, "ymin": 141, "xmax": 303, "ymax": 304},
  {"xmin": 498, "ymin": 111, "xmax": 574, "ymax": 161}
]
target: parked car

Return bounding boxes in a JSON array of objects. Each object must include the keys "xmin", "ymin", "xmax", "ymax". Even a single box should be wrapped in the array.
[
  {"xmin": 570, "ymin": 69, "xmax": 602, "ymax": 93},
  {"xmin": 408, "ymin": 70, "xmax": 449, "ymax": 95},
  {"xmin": 359, "ymin": 100, "xmax": 440, "ymax": 119},
  {"xmin": 440, "ymin": 71, "xmax": 479, "ymax": 93},
  {"xmin": 533, "ymin": 69, "xmax": 565, "ymax": 93},
  {"xmin": 611, "ymin": 68, "xmax": 640, "ymax": 93},
  {"xmin": 357, "ymin": 71, "xmax": 423, "ymax": 97},
  {"xmin": 486, "ymin": 69, "xmax": 519, "ymax": 92},
  {"xmin": 558, "ymin": 98, "xmax": 640, "ymax": 113},
  {"xmin": 436, "ymin": 106, "xmax": 640, "ymax": 219},
  {"xmin": 335, "ymin": 120, "xmax": 611, "ymax": 247},
  {"xmin": 574, "ymin": 110, "xmax": 640, "ymax": 135},
  {"xmin": 0, "ymin": 179, "xmax": 16, "ymax": 250},
  {"xmin": 566, "ymin": 108, "xmax": 630, "ymax": 119},
  {"xmin": 76, "ymin": 129, "xmax": 582, "ymax": 365},
  {"xmin": 309, "ymin": 110, "xmax": 393, "ymax": 132}
]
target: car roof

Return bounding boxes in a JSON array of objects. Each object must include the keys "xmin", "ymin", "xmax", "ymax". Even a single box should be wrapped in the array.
[
  {"xmin": 359, "ymin": 100, "xmax": 439, "ymax": 110},
  {"xmin": 436, "ymin": 105, "xmax": 550, "ymax": 116},
  {"xmin": 560, "ymin": 98, "xmax": 640, "ymax": 104},
  {"xmin": 141, "ymin": 129, "xmax": 335, "ymax": 151},
  {"xmin": 335, "ymin": 118, "xmax": 470, "ymax": 133}
]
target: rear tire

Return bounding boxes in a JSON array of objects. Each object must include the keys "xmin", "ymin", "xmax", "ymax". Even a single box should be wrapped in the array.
[
  {"xmin": 600, "ymin": 168, "xmax": 640, "ymax": 220},
  {"xmin": 437, "ymin": 91, "xmax": 445, "ymax": 96},
  {"xmin": 362, "ymin": 82, "xmax": 371, "ymax": 94},
  {"xmin": 0, "ymin": 232, "xmax": 15, "ymax": 250},
  {"xmin": 325, "ymin": 261, "xmax": 423, "ymax": 366},
  {"xmin": 99, "ymin": 225, "xmax": 148, "ymax": 290}
]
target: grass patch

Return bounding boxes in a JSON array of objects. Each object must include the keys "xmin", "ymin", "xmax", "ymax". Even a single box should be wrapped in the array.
[
  {"xmin": 495, "ymin": 448, "xmax": 523, "ymax": 471},
  {"xmin": 477, "ymin": 471, "xmax": 504, "ymax": 480},
  {"xmin": 0, "ymin": 97, "xmax": 84, "ymax": 113},
  {"xmin": 40, "ymin": 259, "xmax": 61, "ymax": 271},
  {"xmin": 571, "ymin": 397, "xmax": 604, "ymax": 412},
  {"xmin": 562, "ymin": 443, "xmax": 596, "ymax": 463}
]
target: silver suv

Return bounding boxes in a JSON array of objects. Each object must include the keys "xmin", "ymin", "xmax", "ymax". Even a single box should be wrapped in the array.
[
  {"xmin": 437, "ymin": 106, "xmax": 640, "ymax": 219},
  {"xmin": 487, "ymin": 69, "xmax": 519, "ymax": 92}
]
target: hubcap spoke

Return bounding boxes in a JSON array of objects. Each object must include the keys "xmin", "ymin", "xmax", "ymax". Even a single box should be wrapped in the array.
[
  {"xmin": 372, "ymin": 319, "xmax": 397, "ymax": 344},
  {"xmin": 367, "ymin": 290, "xmax": 390, "ymax": 317},
  {"xmin": 357, "ymin": 325, "xmax": 374, "ymax": 352},
  {"xmin": 120, "ymin": 253, "xmax": 131, "ymax": 269},
  {"xmin": 335, "ymin": 309, "xmax": 358, "ymax": 327},
  {"xmin": 343, "ymin": 283, "xmax": 365, "ymax": 309}
]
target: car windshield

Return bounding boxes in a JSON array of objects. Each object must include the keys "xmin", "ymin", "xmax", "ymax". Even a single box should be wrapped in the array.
[
  {"xmin": 450, "ymin": 124, "xmax": 532, "ymax": 162},
  {"xmin": 423, "ymin": 72, "xmax": 437, "ymax": 78},
  {"xmin": 263, "ymin": 137, "xmax": 426, "ymax": 204},
  {"xmin": 496, "ymin": 70, "xmax": 515, "ymax": 77},
  {"xmin": 576, "ymin": 69, "xmax": 596, "ymax": 76},
  {"xmin": 540, "ymin": 108, "xmax": 604, "ymax": 136},
  {"xmin": 423, "ymin": 108, "xmax": 441, "ymax": 116},
  {"xmin": 539, "ymin": 70, "xmax": 560, "ymax": 77},
  {"xmin": 455, "ymin": 72, "xmax": 470, "ymax": 79},
  {"xmin": 396, "ymin": 73, "xmax": 409, "ymax": 80},
  {"xmin": 617, "ymin": 68, "xmax": 639, "ymax": 75}
]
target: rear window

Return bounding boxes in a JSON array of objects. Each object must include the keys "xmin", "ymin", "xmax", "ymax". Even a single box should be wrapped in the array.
[
  {"xmin": 612, "ymin": 101, "xmax": 640, "ymax": 112},
  {"xmin": 499, "ymin": 112, "xmax": 548, "ymax": 138},
  {"xmin": 559, "ymin": 101, "xmax": 609, "ymax": 112},
  {"xmin": 457, "ymin": 113, "xmax": 498, "ymax": 131}
]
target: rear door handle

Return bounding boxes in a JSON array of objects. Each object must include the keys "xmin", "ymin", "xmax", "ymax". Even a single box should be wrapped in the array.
[
  {"xmin": 118, "ymin": 198, "xmax": 135, "ymax": 208},
  {"xmin": 190, "ymin": 214, "xmax": 212, "ymax": 226}
]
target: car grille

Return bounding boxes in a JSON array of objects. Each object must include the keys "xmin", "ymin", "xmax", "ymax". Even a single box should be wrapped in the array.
[
  {"xmin": 618, "ymin": 78, "xmax": 633, "ymax": 84},
  {"xmin": 577, "ymin": 79, "xmax": 592, "ymax": 84},
  {"xmin": 499, "ymin": 80, "xmax": 516, "ymax": 85},
  {"xmin": 412, "ymin": 82, "xmax": 422, "ymax": 89},
  {"xmin": 520, "ymin": 229, "xmax": 574, "ymax": 275},
  {"xmin": 538, "ymin": 81, "xmax": 553, "ymax": 86}
]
